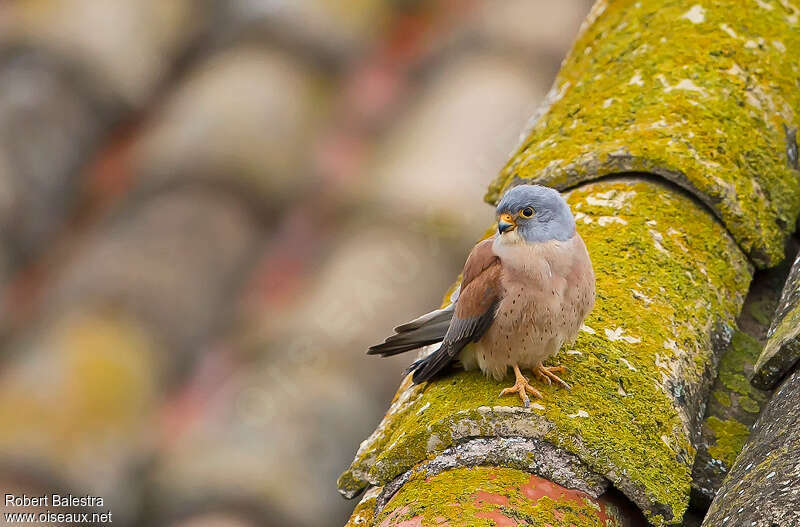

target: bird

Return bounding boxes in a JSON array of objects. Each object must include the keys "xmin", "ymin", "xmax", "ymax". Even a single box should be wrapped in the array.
[{"xmin": 368, "ymin": 184, "xmax": 595, "ymax": 407}]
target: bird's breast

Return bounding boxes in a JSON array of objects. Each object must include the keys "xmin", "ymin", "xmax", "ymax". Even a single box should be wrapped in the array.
[
  {"xmin": 466, "ymin": 234, "xmax": 594, "ymax": 379},
  {"xmin": 494, "ymin": 237, "xmax": 576, "ymax": 287}
]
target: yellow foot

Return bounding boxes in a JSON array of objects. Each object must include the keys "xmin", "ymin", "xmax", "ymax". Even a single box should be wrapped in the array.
[
  {"xmin": 535, "ymin": 363, "xmax": 571, "ymax": 390},
  {"xmin": 499, "ymin": 364, "xmax": 543, "ymax": 407}
]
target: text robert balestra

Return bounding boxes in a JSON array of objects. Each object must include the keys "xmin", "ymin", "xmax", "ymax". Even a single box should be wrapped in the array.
[{"xmin": 5, "ymin": 494, "xmax": 105, "ymax": 507}]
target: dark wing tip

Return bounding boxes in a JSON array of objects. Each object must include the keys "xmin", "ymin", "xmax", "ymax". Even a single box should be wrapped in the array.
[
  {"xmin": 403, "ymin": 358, "xmax": 425, "ymax": 377},
  {"xmin": 367, "ymin": 336, "xmax": 443, "ymax": 357},
  {"xmin": 407, "ymin": 343, "xmax": 457, "ymax": 384},
  {"xmin": 366, "ymin": 344, "xmax": 387, "ymax": 355}
]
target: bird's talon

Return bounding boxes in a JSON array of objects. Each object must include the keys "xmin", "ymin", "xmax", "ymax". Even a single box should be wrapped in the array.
[
  {"xmin": 535, "ymin": 370, "xmax": 552, "ymax": 385},
  {"xmin": 524, "ymin": 384, "xmax": 543, "ymax": 398},
  {"xmin": 499, "ymin": 365, "xmax": 543, "ymax": 406},
  {"xmin": 536, "ymin": 363, "xmax": 571, "ymax": 390}
]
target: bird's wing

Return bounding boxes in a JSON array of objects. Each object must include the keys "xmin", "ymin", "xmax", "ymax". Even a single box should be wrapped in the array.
[
  {"xmin": 460, "ymin": 237, "xmax": 498, "ymax": 289},
  {"xmin": 408, "ymin": 238, "xmax": 502, "ymax": 383},
  {"xmin": 367, "ymin": 237, "xmax": 497, "ymax": 357}
]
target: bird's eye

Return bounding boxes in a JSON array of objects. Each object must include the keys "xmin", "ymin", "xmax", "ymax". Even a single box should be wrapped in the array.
[{"xmin": 520, "ymin": 207, "xmax": 534, "ymax": 218}]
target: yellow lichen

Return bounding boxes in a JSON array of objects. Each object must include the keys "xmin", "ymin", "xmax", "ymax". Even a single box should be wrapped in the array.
[
  {"xmin": 378, "ymin": 466, "xmax": 619, "ymax": 527},
  {"xmin": 488, "ymin": 0, "xmax": 800, "ymax": 268}
]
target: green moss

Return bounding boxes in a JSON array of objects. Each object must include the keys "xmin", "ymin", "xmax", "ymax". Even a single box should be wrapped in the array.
[
  {"xmin": 713, "ymin": 390, "xmax": 731, "ymax": 408},
  {"xmin": 706, "ymin": 416, "xmax": 750, "ymax": 467},
  {"xmin": 337, "ymin": 470, "xmax": 365, "ymax": 499},
  {"xmin": 487, "ymin": 0, "xmax": 800, "ymax": 268},
  {"xmin": 719, "ymin": 369, "xmax": 751, "ymax": 396},
  {"xmin": 738, "ymin": 395, "xmax": 760, "ymax": 414},
  {"xmin": 340, "ymin": 180, "xmax": 751, "ymax": 525},
  {"xmin": 693, "ymin": 328, "xmax": 770, "ymax": 500},
  {"xmin": 717, "ymin": 331, "xmax": 768, "ymax": 404},
  {"xmin": 378, "ymin": 467, "xmax": 617, "ymax": 527},
  {"xmin": 746, "ymin": 298, "xmax": 775, "ymax": 327}
]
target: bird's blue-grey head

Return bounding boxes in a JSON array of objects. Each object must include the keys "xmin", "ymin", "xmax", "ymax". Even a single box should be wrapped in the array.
[{"xmin": 496, "ymin": 184, "xmax": 575, "ymax": 243}]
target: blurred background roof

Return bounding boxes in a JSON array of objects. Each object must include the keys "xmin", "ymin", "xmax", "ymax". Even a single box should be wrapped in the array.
[{"xmin": 0, "ymin": 1, "xmax": 593, "ymax": 525}]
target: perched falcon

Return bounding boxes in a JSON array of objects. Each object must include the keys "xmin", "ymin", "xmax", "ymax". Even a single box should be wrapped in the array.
[{"xmin": 369, "ymin": 184, "xmax": 595, "ymax": 406}]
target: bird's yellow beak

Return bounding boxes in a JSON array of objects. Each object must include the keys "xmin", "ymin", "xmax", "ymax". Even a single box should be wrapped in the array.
[{"xmin": 498, "ymin": 213, "xmax": 516, "ymax": 234}]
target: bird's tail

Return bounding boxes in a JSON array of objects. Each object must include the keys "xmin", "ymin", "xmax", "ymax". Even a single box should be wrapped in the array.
[{"xmin": 367, "ymin": 305, "xmax": 453, "ymax": 357}]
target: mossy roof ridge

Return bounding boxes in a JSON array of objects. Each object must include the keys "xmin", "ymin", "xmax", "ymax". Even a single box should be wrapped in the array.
[
  {"xmin": 376, "ymin": 467, "xmax": 625, "ymax": 527},
  {"xmin": 339, "ymin": 179, "xmax": 752, "ymax": 526},
  {"xmin": 344, "ymin": 486, "xmax": 381, "ymax": 527},
  {"xmin": 488, "ymin": 0, "xmax": 800, "ymax": 268}
]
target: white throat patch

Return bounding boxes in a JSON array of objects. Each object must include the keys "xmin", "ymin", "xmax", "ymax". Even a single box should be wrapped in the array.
[{"xmin": 494, "ymin": 230, "xmax": 524, "ymax": 247}]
